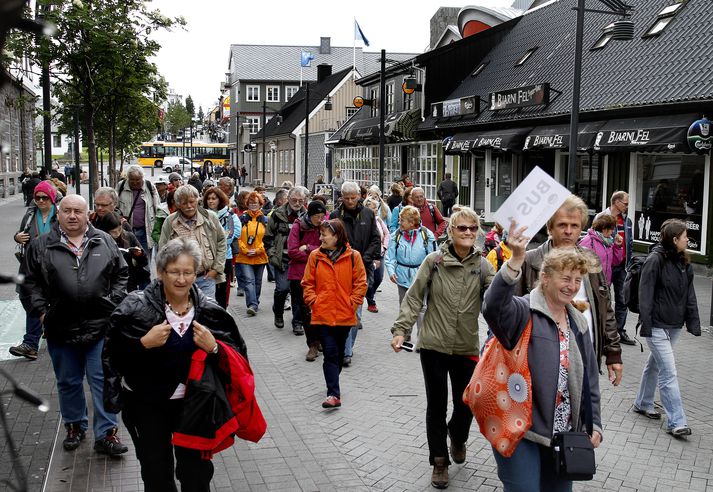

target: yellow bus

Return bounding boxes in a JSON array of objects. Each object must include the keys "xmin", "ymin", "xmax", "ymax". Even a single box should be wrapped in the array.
[{"xmin": 137, "ymin": 141, "xmax": 229, "ymax": 169}]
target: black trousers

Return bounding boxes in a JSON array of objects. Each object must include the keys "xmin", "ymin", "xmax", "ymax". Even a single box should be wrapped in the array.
[
  {"xmin": 122, "ymin": 393, "xmax": 214, "ymax": 492},
  {"xmin": 611, "ymin": 264, "xmax": 628, "ymax": 332},
  {"xmin": 290, "ymin": 280, "xmax": 319, "ymax": 346},
  {"xmin": 441, "ymin": 199, "xmax": 455, "ymax": 217},
  {"xmin": 214, "ymin": 259, "xmax": 234, "ymax": 309},
  {"xmin": 419, "ymin": 349, "xmax": 476, "ymax": 465},
  {"xmin": 317, "ymin": 325, "xmax": 351, "ymax": 398}
]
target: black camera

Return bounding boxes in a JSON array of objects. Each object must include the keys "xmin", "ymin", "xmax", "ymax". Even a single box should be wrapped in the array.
[{"xmin": 247, "ymin": 235, "xmax": 256, "ymax": 246}]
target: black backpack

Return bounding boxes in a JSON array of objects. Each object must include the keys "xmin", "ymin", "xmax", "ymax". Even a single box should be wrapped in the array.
[{"xmin": 623, "ymin": 255, "xmax": 647, "ymax": 314}]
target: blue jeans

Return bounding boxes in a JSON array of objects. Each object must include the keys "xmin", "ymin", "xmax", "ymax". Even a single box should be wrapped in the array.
[
  {"xmin": 195, "ymin": 275, "xmax": 216, "ymax": 300},
  {"xmin": 23, "ymin": 314, "xmax": 43, "ymax": 350},
  {"xmin": 238, "ymin": 263, "xmax": 265, "ymax": 309},
  {"xmin": 318, "ymin": 325, "xmax": 351, "ymax": 398},
  {"xmin": 344, "ymin": 264, "xmax": 373, "ymax": 357},
  {"xmin": 133, "ymin": 227, "xmax": 149, "ymax": 255},
  {"xmin": 47, "ymin": 339, "xmax": 118, "ymax": 438},
  {"xmin": 493, "ymin": 439, "xmax": 572, "ymax": 492},
  {"xmin": 611, "ymin": 265, "xmax": 628, "ymax": 332},
  {"xmin": 272, "ymin": 267, "xmax": 291, "ymax": 317},
  {"xmin": 635, "ymin": 328, "xmax": 687, "ymax": 429}
]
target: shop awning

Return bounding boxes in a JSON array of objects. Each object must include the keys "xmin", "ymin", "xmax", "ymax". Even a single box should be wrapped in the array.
[
  {"xmin": 523, "ymin": 121, "xmax": 606, "ymax": 151},
  {"xmin": 443, "ymin": 127, "xmax": 532, "ymax": 154},
  {"xmin": 331, "ymin": 109, "xmax": 421, "ymax": 145},
  {"xmin": 593, "ymin": 114, "xmax": 697, "ymax": 152}
]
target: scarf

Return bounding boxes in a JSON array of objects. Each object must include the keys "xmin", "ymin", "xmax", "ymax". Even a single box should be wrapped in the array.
[
  {"xmin": 321, "ymin": 246, "xmax": 346, "ymax": 264},
  {"xmin": 36, "ymin": 207, "xmax": 55, "ymax": 236},
  {"xmin": 596, "ymin": 231, "xmax": 614, "ymax": 247}
]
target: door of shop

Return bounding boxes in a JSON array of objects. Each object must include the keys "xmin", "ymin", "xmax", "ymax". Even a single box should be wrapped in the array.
[{"xmin": 458, "ymin": 151, "xmax": 487, "ymax": 217}]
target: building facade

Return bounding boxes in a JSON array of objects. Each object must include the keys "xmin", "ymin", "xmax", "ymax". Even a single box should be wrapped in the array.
[{"xmin": 0, "ymin": 72, "xmax": 35, "ymax": 198}]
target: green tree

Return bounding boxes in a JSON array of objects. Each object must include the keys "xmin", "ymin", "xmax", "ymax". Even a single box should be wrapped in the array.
[
  {"xmin": 185, "ymin": 95, "xmax": 195, "ymax": 118},
  {"xmin": 164, "ymin": 100, "xmax": 191, "ymax": 135},
  {"xmin": 19, "ymin": 0, "xmax": 184, "ymax": 191},
  {"xmin": 197, "ymin": 105, "xmax": 204, "ymax": 122}
]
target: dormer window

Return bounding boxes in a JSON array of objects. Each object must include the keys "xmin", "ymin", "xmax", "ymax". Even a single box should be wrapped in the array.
[
  {"xmin": 515, "ymin": 47, "xmax": 538, "ymax": 66},
  {"xmin": 591, "ymin": 22, "xmax": 616, "ymax": 50},
  {"xmin": 471, "ymin": 61, "xmax": 489, "ymax": 77},
  {"xmin": 644, "ymin": 2, "xmax": 685, "ymax": 37}
]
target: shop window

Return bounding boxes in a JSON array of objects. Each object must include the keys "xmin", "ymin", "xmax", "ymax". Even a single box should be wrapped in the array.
[
  {"xmin": 418, "ymin": 142, "xmax": 438, "ymax": 201},
  {"xmin": 515, "ymin": 47, "xmax": 538, "ymax": 67},
  {"xmin": 335, "ymin": 146, "xmax": 378, "ymax": 187},
  {"xmin": 634, "ymin": 153, "xmax": 706, "ymax": 252},
  {"xmin": 643, "ymin": 2, "xmax": 685, "ymax": 37}
]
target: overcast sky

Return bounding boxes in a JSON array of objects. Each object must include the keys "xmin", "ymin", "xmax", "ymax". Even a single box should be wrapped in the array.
[{"xmin": 149, "ymin": 0, "xmax": 513, "ymax": 114}]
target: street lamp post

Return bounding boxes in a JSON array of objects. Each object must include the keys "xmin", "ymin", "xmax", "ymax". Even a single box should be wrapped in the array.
[
  {"xmin": 378, "ymin": 49, "xmax": 386, "ymax": 193},
  {"xmin": 262, "ymin": 101, "xmax": 267, "ymax": 185},
  {"xmin": 567, "ymin": 0, "xmax": 634, "ymax": 192}
]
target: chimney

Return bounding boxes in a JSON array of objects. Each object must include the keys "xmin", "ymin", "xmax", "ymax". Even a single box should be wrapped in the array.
[
  {"xmin": 317, "ymin": 64, "xmax": 332, "ymax": 83},
  {"xmin": 319, "ymin": 37, "xmax": 331, "ymax": 54}
]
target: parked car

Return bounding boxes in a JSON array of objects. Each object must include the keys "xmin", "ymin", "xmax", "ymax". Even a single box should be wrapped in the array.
[{"xmin": 162, "ymin": 156, "xmax": 192, "ymax": 173}]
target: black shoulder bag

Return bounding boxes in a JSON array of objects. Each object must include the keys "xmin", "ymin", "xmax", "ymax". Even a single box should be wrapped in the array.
[{"xmin": 551, "ymin": 325, "xmax": 596, "ymax": 481}]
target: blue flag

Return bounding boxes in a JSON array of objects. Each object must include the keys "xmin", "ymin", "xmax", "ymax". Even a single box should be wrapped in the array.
[
  {"xmin": 300, "ymin": 51, "xmax": 315, "ymax": 67},
  {"xmin": 354, "ymin": 20, "xmax": 370, "ymax": 47}
]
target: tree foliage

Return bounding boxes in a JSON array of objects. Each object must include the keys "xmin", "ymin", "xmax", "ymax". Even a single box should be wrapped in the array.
[
  {"xmin": 164, "ymin": 100, "xmax": 191, "ymax": 135},
  {"xmin": 185, "ymin": 94, "xmax": 195, "ymax": 118},
  {"xmin": 197, "ymin": 105, "xmax": 204, "ymax": 122},
  {"xmin": 21, "ymin": 0, "xmax": 184, "ymax": 189}
]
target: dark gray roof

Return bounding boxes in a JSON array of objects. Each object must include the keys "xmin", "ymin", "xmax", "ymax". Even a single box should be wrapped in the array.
[
  {"xmin": 257, "ymin": 67, "xmax": 353, "ymax": 139},
  {"xmin": 421, "ymin": 0, "xmax": 713, "ymax": 131},
  {"xmin": 229, "ymin": 44, "xmax": 418, "ymax": 81}
]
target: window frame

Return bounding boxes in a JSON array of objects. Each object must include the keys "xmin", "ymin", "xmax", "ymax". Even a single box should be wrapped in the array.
[
  {"xmin": 246, "ymin": 85, "xmax": 260, "ymax": 102},
  {"xmin": 643, "ymin": 2, "xmax": 684, "ymax": 38},
  {"xmin": 247, "ymin": 117, "xmax": 260, "ymax": 134},
  {"xmin": 285, "ymin": 86, "xmax": 299, "ymax": 101},
  {"xmin": 266, "ymin": 85, "xmax": 280, "ymax": 103},
  {"xmin": 515, "ymin": 47, "xmax": 538, "ymax": 67}
]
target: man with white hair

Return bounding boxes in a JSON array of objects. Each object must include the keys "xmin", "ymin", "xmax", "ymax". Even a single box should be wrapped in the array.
[
  {"xmin": 22, "ymin": 194, "xmax": 130, "ymax": 455},
  {"xmin": 116, "ymin": 165, "xmax": 161, "ymax": 253},
  {"xmin": 330, "ymin": 181, "xmax": 381, "ymax": 366}
]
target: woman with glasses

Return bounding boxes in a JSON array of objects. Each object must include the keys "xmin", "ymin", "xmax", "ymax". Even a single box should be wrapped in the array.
[
  {"xmin": 235, "ymin": 191, "xmax": 269, "ymax": 316},
  {"xmin": 390, "ymin": 207, "xmax": 494, "ymax": 489},
  {"xmin": 203, "ymin": 186, "xmax": 239, "ymax": 309},
  {"xmin": 104, "ymin": 238, "xmax": 246, "ymax": 491},
  {"xmin": 9, "ymin": 181, "xmax": 59, "ymax": 361},
  {"xmin": 301, "ymin": 219, "xmax": 367, "ymax": 409}
]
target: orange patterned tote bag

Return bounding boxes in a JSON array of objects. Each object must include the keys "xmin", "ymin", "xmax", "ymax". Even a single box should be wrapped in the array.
[{"xmin": 463, "ymin": 318, "xmax": 533, "ymax": 457}]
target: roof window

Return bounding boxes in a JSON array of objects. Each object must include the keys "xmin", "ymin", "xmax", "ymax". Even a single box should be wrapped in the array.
[
  {"xmin": 471, "ymin": 61, "xmax": 489, "ymax": 77},
  {"xmin": 591, "ymin": 22, "xmax": 616, "ymax": 50},
  {"xmin": 515, "ymin": 47, "xmax": 538, "ymax": 67},
  {"xmin": 644, "ymin": 2, "xmax": 685, "ymax": 37}
]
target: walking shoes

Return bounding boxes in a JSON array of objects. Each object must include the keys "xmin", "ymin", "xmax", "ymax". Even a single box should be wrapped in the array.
[
  {"xmin": 94, "ymin": 427, "xmax": 129, "ymax": 456},
  {"xmin": 9, "ymin": 343, "xmax": 38, "ymax": 360},
  {"xmin": 431, "ymin": 457, "xmax": 449, "ymax": 489},
  {"xmin": 322, "ymin": 396, "xmax": 341, "ymax": 408},
  {"xmin": 305, "ymin": 344, "xmax": 319, "ymax": 362},
  {"xmin": 63, "ymin": 423, "xmax": 86, "ymax": 451}
]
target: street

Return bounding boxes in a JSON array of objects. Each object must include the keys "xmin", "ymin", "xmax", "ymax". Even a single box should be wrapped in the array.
[{"xmin": 0, "ymin": 190, "xmax": 712, "ymax": 491}]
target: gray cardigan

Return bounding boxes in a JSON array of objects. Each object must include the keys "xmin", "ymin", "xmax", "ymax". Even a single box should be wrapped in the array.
[{"xmin": 483, "ymin": 263, "xmax": 603, "ymax": 447}]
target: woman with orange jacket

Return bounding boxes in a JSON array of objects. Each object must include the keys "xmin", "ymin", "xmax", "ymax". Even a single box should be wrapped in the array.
[
  {"xmin": 235, "ymin": 191, "xmax": 269, "ymax": 316},
  {"xmin": 302, "ymin": 219, "xmax": 367, "ymax": 409}
]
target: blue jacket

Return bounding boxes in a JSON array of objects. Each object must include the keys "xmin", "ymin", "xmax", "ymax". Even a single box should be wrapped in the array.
[
  {"xmin": 595, "ymin": 207, "xmax": 633, "ymax": 266},
  {"xmin": 385, "ymin": 226, "xmax": 437, "ymax": 288},
  {"xmin": 388, "ymin": 204, "xmax": 403, "ymax": 234}
]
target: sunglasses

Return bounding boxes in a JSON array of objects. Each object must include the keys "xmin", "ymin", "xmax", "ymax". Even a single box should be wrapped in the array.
[
  {"xmin": 35, "ymin": 195, "xmax": 51, "ymax": 201},
  {"xmin": 323, "ymin": 221, "xmax": 337, "ymax": 234},
  {"xmin": 454, "ymin": 224, "xmax": 479, "ymax": 233}
]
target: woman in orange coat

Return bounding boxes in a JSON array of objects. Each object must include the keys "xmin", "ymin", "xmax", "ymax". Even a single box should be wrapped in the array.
[
  {"xmin": 302, "ymin": 219, "xmax": 367, "ymax": 409},
  {"xmin": 235, "ymin": 191, "xmax": 269, "ymax": 316}
]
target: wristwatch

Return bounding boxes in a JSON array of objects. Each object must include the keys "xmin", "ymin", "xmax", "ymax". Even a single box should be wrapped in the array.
[{"xmin": 211, "ymin": 344, "xmax": 219, "ymax": 354}]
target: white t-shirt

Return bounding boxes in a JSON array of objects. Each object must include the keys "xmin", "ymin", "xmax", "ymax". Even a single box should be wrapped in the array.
[{"xmin": 573, "ymin": 281, "xmax": 594, "ymax": 345}]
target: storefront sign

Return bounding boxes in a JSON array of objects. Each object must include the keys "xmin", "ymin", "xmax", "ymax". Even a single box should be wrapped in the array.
[
  {"xmin": 687, "ymin": 117, "xmax": 712, "ymax": 154},
  {"xmin": 595, "ymin": 129, "xmax": 652, "ymax": 147},
  {"xmin": 523, "ymin": 133, "xmax": 566, "ymax": 150},
  {"xmin": 491, "ymin": 166, "xmax": 569, "ymax": 245},
  {"xmin": 634, "ymin": 211, "xmax": 703, "ymax": 253},
  {"xmin": 431, "ymin": 95, "xmax": 480, "ymax": 118},
  {"xmin": 489, "ymin": 83, "xmax": 550, "ymax": 111}
]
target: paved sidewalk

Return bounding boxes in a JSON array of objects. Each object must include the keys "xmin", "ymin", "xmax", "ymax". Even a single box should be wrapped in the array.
[{"xmin": 23, "ymin": 274, "xmax": 711, "ymax": 491}]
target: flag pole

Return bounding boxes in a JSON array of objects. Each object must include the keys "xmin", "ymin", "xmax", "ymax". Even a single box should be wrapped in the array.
[{"xmin": 353, "ymin": 18, "xmax": 356, "ymax": 74}]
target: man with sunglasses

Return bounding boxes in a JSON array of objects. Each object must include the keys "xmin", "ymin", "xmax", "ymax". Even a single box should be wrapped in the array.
[
  {"xmin": 595, "ymin": 191, "xmax": 636, "ymax": 345},
  {"xmin": 329, "ymin": 181, "xmax": 381, "ymax": 366}
]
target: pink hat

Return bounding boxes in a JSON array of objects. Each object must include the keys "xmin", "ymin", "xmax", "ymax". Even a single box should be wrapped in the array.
[{"xmin": 34, "ymin": 180, "xmax": 57, "ymax": 204}]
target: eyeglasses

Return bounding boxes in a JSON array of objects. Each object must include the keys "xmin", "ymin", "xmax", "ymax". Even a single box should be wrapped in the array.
[
  {"xmin": 164, "ymin": 271, "xmax": 196, "ymax": 279},
  {"xmin": 34, "ymin": 195, "xmax": 50, "ymax": 202},
  {"xmin": 454, "ymin": 225, "xmax": 479, "ymax": 233}
]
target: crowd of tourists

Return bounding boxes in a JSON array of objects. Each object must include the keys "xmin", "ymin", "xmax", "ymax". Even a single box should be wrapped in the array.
[{"xmin": 8, "ymin": 166, "xmax": 700, "ymax": 491}]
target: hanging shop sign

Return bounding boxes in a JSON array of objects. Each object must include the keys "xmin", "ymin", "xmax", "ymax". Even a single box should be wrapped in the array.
[
  {"xmin": 489, "ymin": 83, "xmax": 550, "ymax": 111},
  {"xmin": 431, "ymin": 95, "xmax": 480, "ymax": 119},
  {"xmin": 687, "ymin": 117, "xmax": 712, "ymax": 154}
]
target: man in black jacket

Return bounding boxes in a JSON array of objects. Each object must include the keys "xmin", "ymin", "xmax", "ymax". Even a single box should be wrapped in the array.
[
  {"xmin": 330, "ymin": 181, "xmax": 381, "ymax": 366},
  {"xmin": 22, "ymin": 194, "xmax": 130, "ymax": 456},
  {"xmin": 437, "ymin": 173, "xmax": 459, "ymax": 217}
]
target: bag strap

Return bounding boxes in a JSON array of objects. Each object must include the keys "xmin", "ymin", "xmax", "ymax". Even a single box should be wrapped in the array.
[{"xmin": 422, "ymin": 253, "xmax": 443, "ymax": 310}]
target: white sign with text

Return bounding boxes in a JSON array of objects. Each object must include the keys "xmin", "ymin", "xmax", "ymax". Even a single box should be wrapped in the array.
[{"xmin": 491, "ymin": 166, "xmax": 570, "ymax": 242}]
